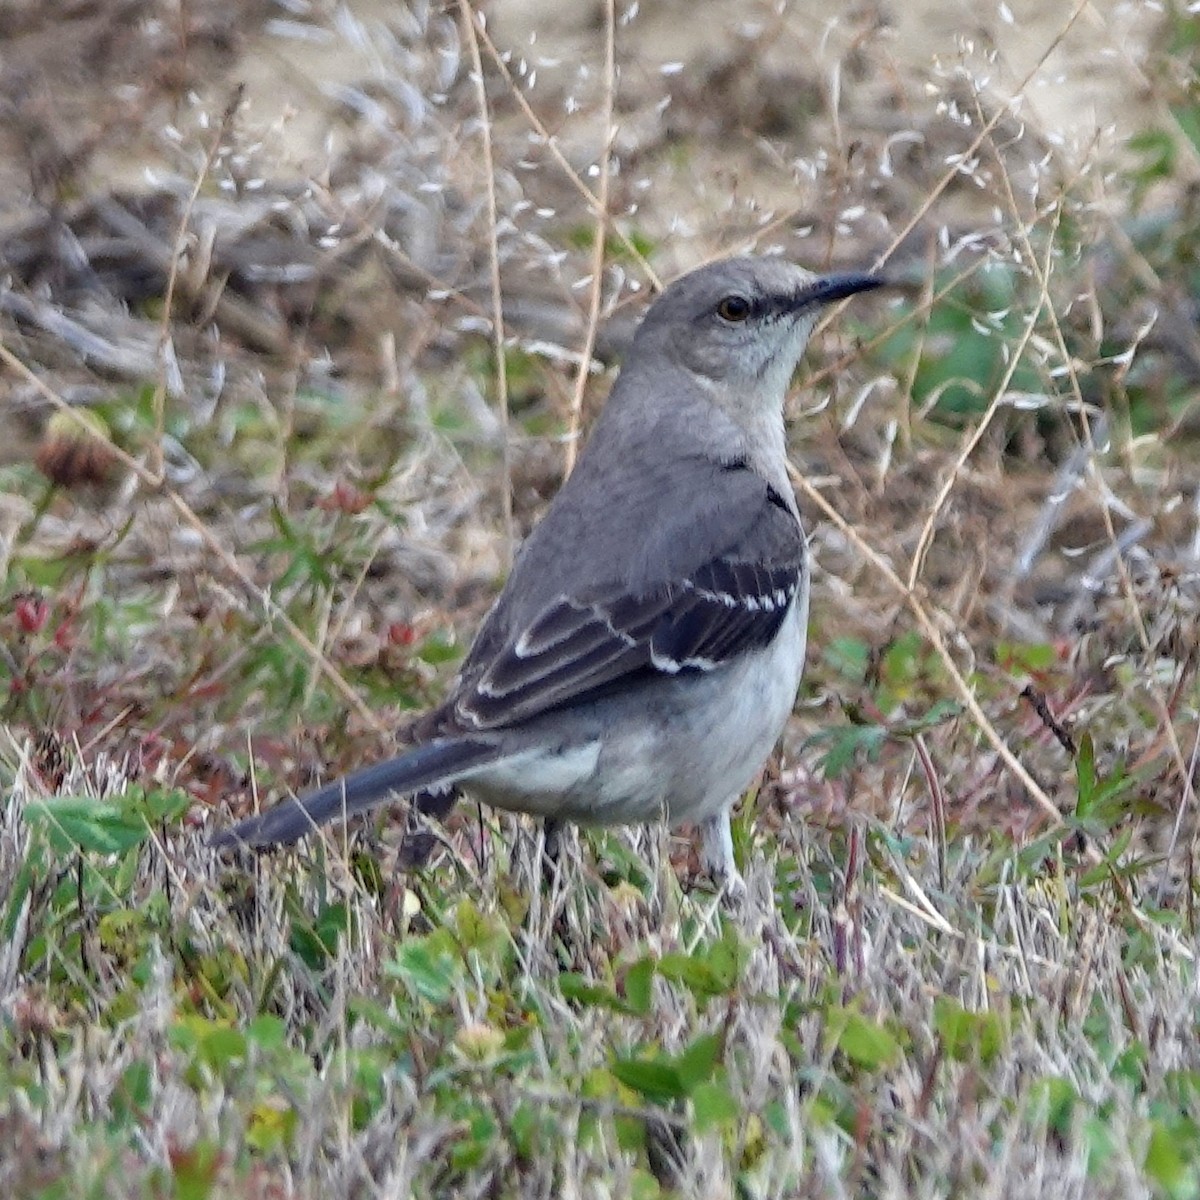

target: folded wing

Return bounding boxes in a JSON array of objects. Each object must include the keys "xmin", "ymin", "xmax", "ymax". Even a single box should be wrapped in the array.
[{"xmin": 450, "ymin": 458, "xmax": 806, "ymax": 730}]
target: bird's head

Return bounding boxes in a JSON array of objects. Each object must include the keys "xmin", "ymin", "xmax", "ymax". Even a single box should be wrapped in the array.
[{"xmin": 634, "ymin": 256, "xmax": 883, "ymax": 399}]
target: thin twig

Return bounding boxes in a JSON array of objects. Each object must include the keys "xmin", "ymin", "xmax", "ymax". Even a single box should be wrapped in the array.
[
  {"xmin": 787, "ymin": 460, "xmax": 1063, "ymax": 827},
  {"xmin": 150, "ymin": 84, "xmax": 244, "ymax": 486},
  {"xmin": 906, "ymin": 211, "xmax": 1060, "ymax": 591},
  {"xmin": 0, "ymin": 338, "xmax": 384, "ymax": 734},
  {"xmin": 877, "ymin": 0, "xmax": 1091, "ymax": 270},
  {"xmin": 472, "ymin": 15, "xmax": 661, "ymax": 292},
  {"xmin": 913, "ymin": 733, "xmax": 947, "ymax": 893},
  {"xmin": 785, "ymin": 0, "xmax": 1091, "ymax": 347},
  {"xmin": 803, "ymin": 258, "xmax": 984, "ymax": 393},
  {"xmin": 1012, "ymin": 414, "xmax": 1108, "ymax": 583},
  {"xmin": 458, "ymin": 0, "xmax": 514, "ymax": 555},
  {"xmin": 564, "ymin": 0, "xmax": 615, "ymax": 477},
  {"xmin": 974, "ymin": 92, "xmax": 1200, "ymax": 876}
]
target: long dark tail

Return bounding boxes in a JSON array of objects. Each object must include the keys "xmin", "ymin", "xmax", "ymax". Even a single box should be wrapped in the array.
[{"xmin": 211, "ymin": 737, "xmax": 499, "ymax": 850}]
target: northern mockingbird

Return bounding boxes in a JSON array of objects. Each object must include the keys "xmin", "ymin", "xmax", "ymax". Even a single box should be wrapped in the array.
[{"xmin": 214, "ymin": 256, "xmax": 883, "ymax": 896}]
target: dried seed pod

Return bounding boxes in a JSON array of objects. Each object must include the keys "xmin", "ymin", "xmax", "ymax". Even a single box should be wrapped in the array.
[{"xmin": 34, "ymin": 409, "xmax": 118, "ymax": 488}]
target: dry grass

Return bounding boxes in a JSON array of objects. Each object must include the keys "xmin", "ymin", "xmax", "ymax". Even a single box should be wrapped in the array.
[{"xmin": 2, "ymin": 1, "xmax": 1199, "ymax": 1196}]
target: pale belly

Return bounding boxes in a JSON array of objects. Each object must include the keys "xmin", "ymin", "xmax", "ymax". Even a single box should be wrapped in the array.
[{"xmin": 461, "ymin": 598, "xmax": 809, "ymax": 827}]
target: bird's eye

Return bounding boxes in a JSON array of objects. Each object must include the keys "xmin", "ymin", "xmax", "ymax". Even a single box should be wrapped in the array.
[{"xmin": 716, "ymin": 295, "xmax": 752, "ymax": 322}]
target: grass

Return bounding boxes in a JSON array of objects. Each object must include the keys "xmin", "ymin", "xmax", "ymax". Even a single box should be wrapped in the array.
[
  {"xmin": 5, "ymin": 787, "xmax": 1198, "ymax": 1196},
  {"xmin": 2, "ymin": 0, "xmax": 1200, "ymax": 1196}
]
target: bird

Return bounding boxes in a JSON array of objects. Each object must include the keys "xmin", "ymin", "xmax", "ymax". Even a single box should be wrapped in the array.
[{"xmin": 212, "ymin": 255, "xmax": 884, "ymax": 898}]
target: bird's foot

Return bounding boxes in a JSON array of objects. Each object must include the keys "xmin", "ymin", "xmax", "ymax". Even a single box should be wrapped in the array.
[
  {"xmin": 698, "ymin": 810, "xmax": 747, "ymax": 907},
  {"xmin": 540, "ymin": 818, "xmax": 565, "ymax": 889},
  {"xmin": 396, "ymin": 783, "xmax": 458, "ymax": 868}
]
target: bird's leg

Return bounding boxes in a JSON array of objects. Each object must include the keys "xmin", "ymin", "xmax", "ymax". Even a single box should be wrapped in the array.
[
  {"xmin": 541, "ymin": 818, "xmax": 564, "ymax": 889},
  {"xmin": 397, "ymin": 784, "xmax": 458, "ymax": 869},
  {"xmin": 699, "ymin": 808, "xmax": 747, "ymax": 904},
  {"xmin": 543, "ymin": 818, "xmax": 563, "ymax": 861}
]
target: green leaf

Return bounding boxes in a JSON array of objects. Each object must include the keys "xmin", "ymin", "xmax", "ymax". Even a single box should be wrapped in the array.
[
  {"xmin": 657, "ymin": 929, "xmax": 748, "ymax": 1001},
  {"xmin": 24, "ymin": 787, "xmax": 189, "ymax": 857},
  {"xmin": 565, "ymin": 224, "xmax": 657, "ymax": 264},
  {"xmin": 994, "ymin": 641, "xmax": 1058, "ymax": 674},
  {"xmin": 612, "ymin": 1034, "xmax": 723, "ymax": 1105},
  {"xmin": 26, "ymin": 795, "xmax": 149, "ymax": 855},
  {"xmin": 509, "ymin": 1101, "xmax": 541, "ymax": 1161},
  {"xmin": 1082, "ymin": 1114, "xmax": 1116, "ymax": 1175},
  {"xmin": 386, "ymin": 936, "xmax": 460, "ymax": 1004},
  {"xmin": 246, "ymin": 1099, "xmax": 297, "ymax": 1152},
  {"xmin": 810, "ymin": 724, "xmax": 888, "ymax": 779},
  {"xmin": 676, "ymin": 1034, "xmax": 721, "ymax": 1090},
  {"xmin": 111, "ymin": 1061, "xmax": 152, "ymax": 1125},
  {"xmin": 1173, "ymin": 102, "xmax": 1200, "ymax": 158},
  {"xmin": 1112, "ymin": 1043, "xmax": 1148, "ymax": 1088},
  {"xmin": 612, "ymin": 1057, "xmax": 689, "ymax": 1104},
  {"xmin": 141, "ymin": 787, "xmax": 191, "ymax": 824},
  {"xmin": 417, "ymin": 632, "xmax": 462, "ymax": 666},
  {"xmin": 933, "ymin": 997, "xmax": 1005, "ymax": 1065},
  {"xmin": 560, "ymin": 973, "xmax": 638, "ymax": 1014},
  {"xmin": 1164, "ymin": 1070, "xmax": 1200, "ymax": 1105},
  {"xmin": 691, "ymin": 1081, "xmax": 739, "ymax": 1132},
  {"xmin": 246, "ymin": 1014, "xmax": 288, "ymax": 1051},
  {"xmin": 1073, "ymin": 734, "xmax": 1134, "ymax": 826},
  {"xmin": 454, "ymin": 897, "xmax": 508, "ymax": 968},
  {"xmin": 289, "ymin": 900, "xmax": 350, "ymax": 969},
  {"xmin": 347, "ymin": 1051, "xmax": 388, "ymax": 1131},
  {"xmin": 1, "ymin": 844, "xmax": 40, "ymax": 942},
  {"xmin": 1030, "ymin": 1076, "xmax": 1077, "ymax": 1136},
  {"xmin": 823, "ymin": 636, "xmax": 870, "ymax": 681},
  {"xmin": 448, "ymin": 1102, "xmax": 497, "ymax": 1172},
  {"xmin": 888, "ymin": 699, "xmax": 962, "ymax": 737},
  {"xmin": 630, "ymin": 1168, "xmax": 663, "ymax": 1200},
  {"xmin": 1145, "ymin": 1120, "xmax": 1188, "ymax": 1191},
  {"xmin": 832, "ymin": 1010, "xmax": 901, "ymax": 1071},
  {"xmin": 1075, "ymin": 732, "xmax": 1096, "ymax": 816},
  {"xmin": 623, "ymin": 957, "xmax": 655, "ymax": 1015},
  {"xmin": 169, "ymin": 1016, "xmax": 247, "ymax": 1069},
  {"xmin": 560, "ymin": 961, "xmax": 654, "ymax": 1017}
]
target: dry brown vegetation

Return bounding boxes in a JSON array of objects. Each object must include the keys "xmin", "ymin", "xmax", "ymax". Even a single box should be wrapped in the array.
[{"xmin": 2, "ymin": 1, "xmax": 1200, "ymax": 1196}]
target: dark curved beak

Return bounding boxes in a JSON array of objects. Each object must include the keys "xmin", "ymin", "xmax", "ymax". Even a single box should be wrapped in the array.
[{"xmin": 802, "ymin": 271, "xmax": 887, "ymax": 307}]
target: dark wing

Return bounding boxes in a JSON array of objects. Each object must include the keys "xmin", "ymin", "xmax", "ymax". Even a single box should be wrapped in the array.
[{"xmin": 448, "ymin": 461, "xmax": 806, "ymax": 731}]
